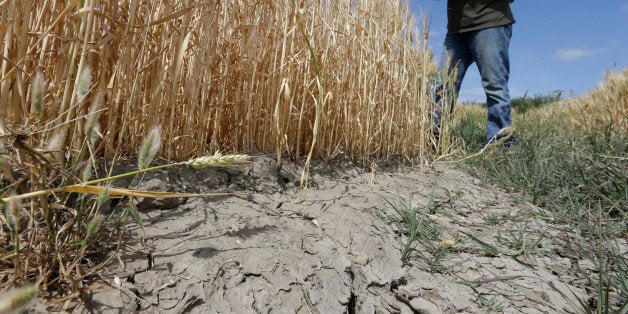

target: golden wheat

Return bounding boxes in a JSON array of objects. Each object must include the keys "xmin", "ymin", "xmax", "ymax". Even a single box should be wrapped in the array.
[
  {"xmin": 1, "ymin": 0, "xmax": 436, "ymax": 164},
  {"xmin": 186, "ymin": 152, "xmax": 251, "ymax": 169},
  {"xmin": 0, "ymin": 0, "xmax": 436, "ymax": 305}
]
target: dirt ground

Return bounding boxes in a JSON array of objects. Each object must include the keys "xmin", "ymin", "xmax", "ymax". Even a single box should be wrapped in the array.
[{"xmin": 39, "ymin": 152, "xmax": 611, "ymax": 313}]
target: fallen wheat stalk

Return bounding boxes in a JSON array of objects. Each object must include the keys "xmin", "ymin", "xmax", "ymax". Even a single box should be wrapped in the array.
[{"xmin": 2, "ymin": 152, "xmax": 250, "ymax": 203}]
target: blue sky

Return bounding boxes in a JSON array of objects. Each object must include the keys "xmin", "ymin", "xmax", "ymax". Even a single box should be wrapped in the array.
[{"xmin": 409, "ymin": 1, "xmax": 628, "ymax": 102}]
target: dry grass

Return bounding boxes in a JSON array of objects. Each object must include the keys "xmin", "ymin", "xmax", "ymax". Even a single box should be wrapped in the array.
[
  {"xmin": 1, "ymin": 0, "xmax": 436, "ymax": 163},
  {"xmin": 546, "ymin": 69, "xmax": 628, "ymax": 135}
]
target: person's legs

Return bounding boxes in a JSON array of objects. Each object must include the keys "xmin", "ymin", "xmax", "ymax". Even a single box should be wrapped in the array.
[
  {"xmin": 432, "ymin": 33, "xmax": 474, "ymax": 138},
  {"xmin": 468, "ymin": 25, "xmax": 513, "ymax": 144}
]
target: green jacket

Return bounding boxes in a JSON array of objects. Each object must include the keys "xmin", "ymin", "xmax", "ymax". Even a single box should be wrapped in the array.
[{"xmin": 447, "ymin": 0, "xmax": 515, "ymax": 34}]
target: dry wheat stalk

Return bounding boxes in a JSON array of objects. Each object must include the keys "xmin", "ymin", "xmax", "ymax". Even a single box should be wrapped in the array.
[{"xmin": 1, "ymin": 0, "xmax": 436, "ymax": 163}]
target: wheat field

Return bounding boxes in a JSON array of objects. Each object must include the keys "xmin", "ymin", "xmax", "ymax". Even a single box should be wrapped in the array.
[
  {"xmin": 1, "ymin": 0, "xmax": 437, "ymax": 165},
  {"xmin": 2, "ymin": 1, "xmax": 627, "ymax": 311},
  {"xmin": 0, "ymin": 0, "xmax": 439, "ymax": 304}
]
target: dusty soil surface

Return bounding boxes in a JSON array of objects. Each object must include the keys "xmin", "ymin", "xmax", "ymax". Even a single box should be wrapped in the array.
[{"xmin": 47, "ymin": 153, "xmax": 606, "ymax": 313}]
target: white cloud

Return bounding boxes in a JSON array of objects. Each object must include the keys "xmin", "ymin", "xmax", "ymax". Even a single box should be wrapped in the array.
[
  {"xmin": 554, "ymin": 47, "xmax": 604, "ymax": 61},
  {"xmin": 621, "ymin": 4, "xmax": 628, "ymax": 10}
]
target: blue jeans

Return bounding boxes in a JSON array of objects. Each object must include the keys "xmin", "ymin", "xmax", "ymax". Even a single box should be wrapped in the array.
[{"xmin": 432, "ymin": 24, "xmax": 513, "ymax": 143}]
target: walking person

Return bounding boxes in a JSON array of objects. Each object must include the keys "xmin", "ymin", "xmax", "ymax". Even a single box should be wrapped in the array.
[{"xmin": 432, "ymin": 0, "xmax": 516, "ymax": 148}]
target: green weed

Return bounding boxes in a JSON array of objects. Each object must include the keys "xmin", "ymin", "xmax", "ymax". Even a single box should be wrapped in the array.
[
  {"xmin": 486, "ymin": 214, "xmax": 500, "ymax": 225},
  {"xmin": 383, "ymin": 196, "xmax": 441, "ymax": 266},
  {"xmin": 475, "ymin": 295, "xmax": 504, "ymax": 313},
  {"xmin": 495, "ymin": 223, "xmax": 548, "ymax": 257},
  {"xmin": 510, "ymin": 92, "xmax": 562, "ymax": 114}
]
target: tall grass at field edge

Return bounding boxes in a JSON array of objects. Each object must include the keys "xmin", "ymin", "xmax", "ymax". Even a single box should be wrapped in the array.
[{"xmin": 450, "ymin": 69, "xmax": 627, "ymax": 313}]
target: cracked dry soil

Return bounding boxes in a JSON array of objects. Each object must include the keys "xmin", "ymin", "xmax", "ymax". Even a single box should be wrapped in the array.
[{"xmin": 69, "ymin": 153, "xmax": 605, "ymax": 313}]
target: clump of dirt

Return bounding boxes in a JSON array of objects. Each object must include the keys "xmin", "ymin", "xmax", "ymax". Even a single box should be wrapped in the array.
[{"xmin": 36, "ymin": 152, "xmax": 614, "ymax": 313}]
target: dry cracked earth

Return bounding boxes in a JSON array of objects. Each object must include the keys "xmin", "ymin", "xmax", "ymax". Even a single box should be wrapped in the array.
[{"xmin": 50, "ymin": 153, "xmax": 615, "ymax": 313}]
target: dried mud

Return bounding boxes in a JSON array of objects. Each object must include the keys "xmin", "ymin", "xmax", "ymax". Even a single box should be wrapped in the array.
[{"xmin": 48, "ymin": 153, "xmax": 609, "ymax": 313}]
